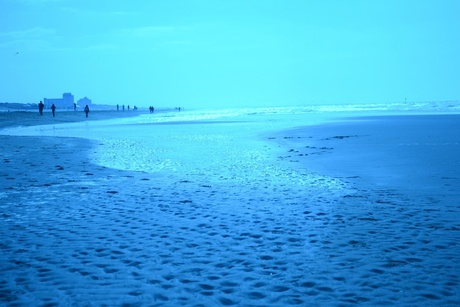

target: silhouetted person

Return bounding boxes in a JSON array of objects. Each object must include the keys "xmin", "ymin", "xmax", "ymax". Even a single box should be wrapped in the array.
[
  {"xmin": 84, "ymin": 105, "xmax": 90, "ymax": 118},
  {"xmin": 127, "ymin": 105, "xmax": 130, "ymax": 111},
  {"xmin": 122, "ymin": 105, "xmax": 125, "ymax": 111},
  {"xmin": 74, "ymin": 103, "xmax": 77, "ymax": 111},
  {"xmin": 38, "ymin": 101, "xmax": 44, "ymax": 115},
  {"xmin": 51, "ymin": 104, "xmax": 56, "ymax": 117},
  {"xmin": 117, "ymin": 104, "xmax": 119, "ymax": 111}
]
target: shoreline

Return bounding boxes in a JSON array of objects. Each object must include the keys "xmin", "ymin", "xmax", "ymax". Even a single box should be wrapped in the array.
[{"xmin": 0, "ymin": 109, "xmax": 157, "ymax": 130}]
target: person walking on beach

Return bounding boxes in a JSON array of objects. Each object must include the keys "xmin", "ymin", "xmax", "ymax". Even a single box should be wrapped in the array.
[
  {"xmin": 117, "ymin": 104, "xmax": 119, "ymax": 111},
  {"xmin": 84, "ymin": 105, "xmax": 90, "ymax": 118},
  {"xmin": 51, "ymin": 104, "xmax": 56, "ymax": 117},
  {"xmin": 38, "ymin": 101, "xmax": 44, "ymax": 115}
]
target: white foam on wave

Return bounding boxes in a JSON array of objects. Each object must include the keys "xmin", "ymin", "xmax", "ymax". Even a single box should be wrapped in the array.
[
  {"xmin": 0, "ymin": 106, "xmax": 354, "ymax": 193},
  {"xmin": 88, "ymin": 113, "xmax": 348, "ymax": 193}
]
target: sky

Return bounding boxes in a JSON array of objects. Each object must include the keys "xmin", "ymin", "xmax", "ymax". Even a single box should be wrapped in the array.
[{"xmin": 1, "ymin": 0, "xmax": 459, "ymax": 108}]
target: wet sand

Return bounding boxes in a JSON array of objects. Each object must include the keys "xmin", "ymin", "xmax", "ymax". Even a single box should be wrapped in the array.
[
  {"xmin": 1, "ymin": 111, "xmax": 459, "ymax": 305},
  {"xmin": 0, "ymin": 110, "xmax": 143, "ymax": 129},
  {"xmin": 277, "ymin": 114, "xmax": 460, "ymax": 195}
]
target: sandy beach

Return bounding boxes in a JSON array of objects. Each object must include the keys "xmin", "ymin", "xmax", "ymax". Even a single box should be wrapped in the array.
[
  {"xmin": 1, "ymin": 108, "xmax": 459, "ymax": 306},
  {"xmin": 0, "ymin": 109, "xmax": 145, "ymax": 129}
]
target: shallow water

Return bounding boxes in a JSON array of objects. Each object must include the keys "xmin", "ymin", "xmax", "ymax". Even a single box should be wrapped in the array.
[
  {"xmin": 282, "ymin": 114, "xmax": 460, "ymax": 194},
  {"xmin": 1, "ymin": 107, "xmax": 352, "ymax": 191}
]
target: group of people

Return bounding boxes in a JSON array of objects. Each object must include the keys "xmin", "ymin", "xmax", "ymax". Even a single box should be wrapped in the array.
[
  {"xmin": 38, "ymin": 101, "xmax": 90, "ymax": 118},
  {"xmin": 39, "ymin": 101, "xmax": 166, "ymax": 118},
  {"xmin": 116, "ymin": 104, "xmax": 138, "ymax": 111}
]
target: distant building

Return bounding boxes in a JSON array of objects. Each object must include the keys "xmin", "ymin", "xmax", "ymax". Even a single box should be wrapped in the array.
[
  {"xmin": 77, "ymin": 97, "xmax": 92, "ymax": 107},
  {"xmin": 44, "ymin": 93, "xmax": 74, "ymax": 109}
]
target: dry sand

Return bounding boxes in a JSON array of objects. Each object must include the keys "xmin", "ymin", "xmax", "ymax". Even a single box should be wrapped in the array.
[{"xmin": 1, "ymin": 111, "xmax": 459, "ymax": 306}]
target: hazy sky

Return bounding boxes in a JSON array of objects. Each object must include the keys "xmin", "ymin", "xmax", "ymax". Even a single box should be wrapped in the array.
[{"xmin": 1, "ymin": 0, "xmax": 459, "ymax": 108}]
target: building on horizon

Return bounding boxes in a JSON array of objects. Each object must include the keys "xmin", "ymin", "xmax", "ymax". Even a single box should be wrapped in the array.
[
  {"xmin": 77, "ymin": 96, "xmax": 92, "ymax": 107},
  {"xmin": 44, "ymin": 93, "xmax": 74, "ymax": 109}
]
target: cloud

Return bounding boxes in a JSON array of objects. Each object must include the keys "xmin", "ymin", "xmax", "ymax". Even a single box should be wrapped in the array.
[
  {"xmin": 59, "ymin": 5, "xmax": 138, "ymax": 17},
  {"xmin": 10, "ymin": 0, "xmax": 62, "ymax": 2},
  {"xmin": 0, "ymin": 27, "xmax": 56, "ymax": 39},
  {"xmin": 120, "ymin": 26, "xmax": 179, "ymax": 38},
  {"xmin": 79, "ymin": 43, "xmax": 117, "ymax": 51},
  {"xmin": 0, "ymin": 27, "xmax": 57, "ymax": 51},
  {"xmin": 116, "ymin": 26, "xmax": 191, "ymax": 50}
]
